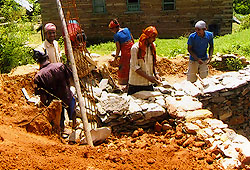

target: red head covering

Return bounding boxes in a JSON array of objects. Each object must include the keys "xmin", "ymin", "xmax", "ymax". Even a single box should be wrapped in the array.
[
  {"xmin": 138, "ymin": 26, "xmax": 158, "ymax": 64},
  {"xmin": 109, "ymin": 20, "xmax": 120, "ymax": 29},
  {"xmin": 44, "ymin": 23, "xmax": 56, "ymax": 32}
]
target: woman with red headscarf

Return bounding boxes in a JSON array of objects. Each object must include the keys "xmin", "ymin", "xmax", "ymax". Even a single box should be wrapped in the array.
[
  {"xmin": 127, "ymin": 26, "xmax": 161, "ymax": 95},
  {"xmin": 109, "ymin": 19, "xmax": 134, "ymax": 87}
]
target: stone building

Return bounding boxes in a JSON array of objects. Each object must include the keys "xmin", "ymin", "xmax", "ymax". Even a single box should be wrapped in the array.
[{"xmin": 39, "ymin": 0, "xmax": 233, "ymax": 43}]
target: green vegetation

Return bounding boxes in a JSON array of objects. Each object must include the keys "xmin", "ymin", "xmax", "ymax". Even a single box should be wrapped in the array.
[
  {"xmin": 88, "ymin": 41, "xmax": 116, "ymax": 56},
  {"xmin": 239, "ymin": 14, "xmax": 250, "ymax": 30},
  {"xmin": 0, "ymin": 0, "xmax": 38, "ymax": 73},
  {"xmin": 211, "ymin": 58, "xmax": 244, "ymax": 71},
  {"xmin": 225, "ymin": 58, "xmax": 244, "ymax": 71},
  {"xmin": 88, "ymin": 28, "xmax": 250, "ymax": 59},
  {"xmin": 0, "ymin": 23, "xmax": 35, "ymax": 73},
  {"xmin": 0, "ymin": 0, "xmax": 250, "ymax": 73},
  {"xmin": 233, "ymin": 0, "xmax": 250, "ymax": 15}
]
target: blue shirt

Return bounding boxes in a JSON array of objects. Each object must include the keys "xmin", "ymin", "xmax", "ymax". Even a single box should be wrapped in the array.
[
  {"xmin": 114, "ymin": 28, "xmax": 132, "ymax": 44},
  {"xmin": 187, "ymin": 31, "xmax": 213, "ymax": 61}
]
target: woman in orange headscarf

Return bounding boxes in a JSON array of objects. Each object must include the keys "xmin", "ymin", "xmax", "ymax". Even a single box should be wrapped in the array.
[
  {"xmin": 108, "ymin": 19, "xmax": 134, "ymax": 87},
  {"xmin": 127, "ymin": 26, "xmax": 161, "ymax": 95}
]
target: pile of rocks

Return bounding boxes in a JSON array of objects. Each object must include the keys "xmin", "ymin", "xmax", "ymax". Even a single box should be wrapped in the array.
[{"xmin": 89, "ymin": 65, "xmax": 250, "ymax": 169}]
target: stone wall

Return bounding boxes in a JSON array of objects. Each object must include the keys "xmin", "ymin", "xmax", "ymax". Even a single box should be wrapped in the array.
[
  {"xmin": 85, "ymin": 64, "xmax": 250, "ymax": 169},
  {"xmin": 197, "ymin": 69, "xmax": 250, "ymax": 139},
  {"xmin": 39, "ymin": 0, "xmax": 233, "ymax": 42}
]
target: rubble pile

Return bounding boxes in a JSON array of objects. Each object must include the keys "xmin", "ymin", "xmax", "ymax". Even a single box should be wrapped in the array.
[{"xmin": 91, "ymin": 65, "xmax": 250, "ymax": 169}]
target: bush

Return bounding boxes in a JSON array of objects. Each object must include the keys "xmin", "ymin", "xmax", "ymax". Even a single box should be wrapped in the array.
[
  {"xmin": 240, "ymin": 14, "xmax": 250, "ymax": 30},
  {"xmin": 234, "ymin": 0, "xmax": 250, "ymax": 15},
  {"xmin": 0, "ymin": 23, "xmax": 34, "ymax": 73},
  {"xmin": 0, "ymin": 0, "xmax": 26, "ymax": 22},
  {"xmin": 0, "ymin": 0, "xmax": 40, "ymax": 73},
  {"xmin": 225, "ymin": 58, "xmax": 244, "ymax": 71}
]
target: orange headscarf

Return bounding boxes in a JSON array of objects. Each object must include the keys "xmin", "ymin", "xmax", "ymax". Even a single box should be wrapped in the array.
[
  {"xmin": 109, "ymin": 20, "xmax": 120, "ymax": 29},
  {"xmin": 138, "ymin": 26, "xmax": 158, "ymax": 64}
]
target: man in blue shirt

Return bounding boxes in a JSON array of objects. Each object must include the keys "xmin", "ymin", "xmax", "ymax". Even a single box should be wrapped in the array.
[{"xmin": 187, "ymin": 20, "xmax": 214, "ymax": 83}]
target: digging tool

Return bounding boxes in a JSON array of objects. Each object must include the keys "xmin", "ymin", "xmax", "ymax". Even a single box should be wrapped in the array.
[{"xmin": 22, "ymin": 88, "xmax": 40, "ymax": 105}]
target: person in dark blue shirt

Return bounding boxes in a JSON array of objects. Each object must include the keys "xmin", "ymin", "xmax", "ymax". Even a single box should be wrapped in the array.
[{"xmin": 187, "ymin": 20, "xmax": 214, "ymax": 83}]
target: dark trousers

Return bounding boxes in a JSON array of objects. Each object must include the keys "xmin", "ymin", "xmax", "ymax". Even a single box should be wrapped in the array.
[
  {"xmin": 127, "ymin": 84, "xmax": 154, "ymax": 95},
  {"xmin": 60, "ymin": 97, "xmax": 76, "ymax": 129}
]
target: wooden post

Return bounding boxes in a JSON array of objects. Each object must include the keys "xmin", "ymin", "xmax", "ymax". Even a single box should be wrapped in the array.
[{"xmin": 55, "ymin": 0, "xmax": 93, "ymax": 147}]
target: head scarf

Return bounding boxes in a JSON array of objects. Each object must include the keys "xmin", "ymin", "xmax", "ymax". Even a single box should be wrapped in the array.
[
  {"xmin": 44, "ymin": 23, "xmax": 56, "ymax": 32},
  {"xmin": 138, "ymin": 26, "xmax": 158, "ymax": 64},
  {"xmin": 109, "ymin": 20, "xmax": 120, "ymax": 29}
]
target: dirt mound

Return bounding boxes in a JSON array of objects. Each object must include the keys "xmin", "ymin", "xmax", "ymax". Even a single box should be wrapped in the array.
[
  {"xmin": 0, "ymin": 62, "xmax": 224, "ymax": 169},
  {"xmin": 105, "ymin": 57, "xmax": 224, "ymax": 84},
  {"xmin": 156, "ymin": 57, "xmax": 188, "ymax": 76}
]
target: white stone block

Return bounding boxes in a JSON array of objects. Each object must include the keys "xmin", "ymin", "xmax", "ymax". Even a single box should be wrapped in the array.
[
  {"xmin": 185, "ymin": 109, "xmax": 213, "ymax": 121},
  {"xmin": 184, "ymin": 122, "xmax": 200, "ymax": 134},
  {"xmin": 80, "ymin": 127, "xmax": 111, "ymax": 144},
  {"xmin": 99, "ymin": 79, "xmax": 109, "ymax": 90},
  {"xmin": 132, "ymin": 91, "xmax": 162, "ymax": 100},
  {"xmin": 220, "ymin": 158, "xmax": 241, "ymax": 170},
  {"xmin": 143, "ymin": 103, "xmax": 165, "ymax": 120},
  {"xmin": 129, "ymin": 99, "xmax": 142, "ymax": 114},
  {"xmin": 93, "ymin": 87, "xmax": 102, "ymax": 97}
]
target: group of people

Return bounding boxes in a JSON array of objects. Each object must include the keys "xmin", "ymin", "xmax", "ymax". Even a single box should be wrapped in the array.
[
  {"xmin": 34, "ymin": 23, "xmax": 76, "ymax": 136},
  {"xmin": 108, "ymin": 19, "xmax": 214, "ymax": 95},
  {"xmin": 33, "ymin": 19, "xmax": 214, "ymax": 136}
]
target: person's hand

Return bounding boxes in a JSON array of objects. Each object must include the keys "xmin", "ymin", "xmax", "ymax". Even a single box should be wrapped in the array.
[
  {"xmin": 198, "ymin": 59, "xmax": 204, "ymax": 65},
  {"xmin": 148, "ymin": 76, "xmax": 161, "ymax": 85},
  {"xmin": 155, "ymin": 74, "xmax": 162, "ymax": 82},
  {"xmin": 206, "ymin": 57, "xmax": 212, "ymax": 64}
]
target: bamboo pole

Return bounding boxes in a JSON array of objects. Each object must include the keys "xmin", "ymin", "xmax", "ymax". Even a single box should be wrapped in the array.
[{"xmin": 55, "ymin": 0, "xmax": 93, "ymax": 147}]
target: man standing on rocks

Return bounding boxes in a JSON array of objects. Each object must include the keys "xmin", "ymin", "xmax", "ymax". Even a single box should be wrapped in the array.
[
  {"xmin": 187, "ymin": 20, "xmax": 214, "ymax": 83},
  {"xmin": 40, "ymin": 23, "xmax": 61, "ymax": 63},
  {"xmin": 33, "ymin": 49, "xmax": 76, "ymax": 135},
  {"xmin": 127, "ymin": 26, "xmax": 161, "ymax": 95}
]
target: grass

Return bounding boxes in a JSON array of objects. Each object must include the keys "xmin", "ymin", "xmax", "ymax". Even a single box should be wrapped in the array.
[
  {"xmin": 87, "ymin": 27, "xmax": 250, "ymax": 59},
  {"xmin": 29, "ymin": 25, "xmax": 250, "ymax": 59}
]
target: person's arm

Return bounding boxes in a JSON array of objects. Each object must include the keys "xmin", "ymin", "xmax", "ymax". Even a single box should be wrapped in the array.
[
  {"xmin": 153, "ymin": 67, "xmax": 162, "ymax": 81},
  {"xmin": 188, "ymin": 45, "xmax": 203, "ymax": 64},
  {"xmin": 135, "ymin": 68, "xmax": 161, "ymax": 85},
  {"xmin": 115, "ymin": 41, "xmax": 121, "ymax": 58},
  {"xmin": 207, "ymin": 37, "xmax": 214, "ymax": 64},
  {"xmin": 34, "ymin": 79, "xmax": 47, "ymax": 106}
]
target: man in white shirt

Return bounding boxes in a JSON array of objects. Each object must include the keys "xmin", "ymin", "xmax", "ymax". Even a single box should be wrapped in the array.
[
  {"xmin": 128, "ymin": 26, "xmax": 161, "ymax": 95},
  {"xmin": 41, "ymin": 23, "xmax": 61, "ymax": 63}
]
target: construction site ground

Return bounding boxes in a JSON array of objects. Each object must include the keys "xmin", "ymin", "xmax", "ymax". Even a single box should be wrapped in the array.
[{"xmin": 0, "ymin": 55, "xmax": 230, "ymax": 170}]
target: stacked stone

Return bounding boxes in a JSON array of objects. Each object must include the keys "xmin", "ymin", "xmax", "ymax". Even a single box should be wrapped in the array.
[
  {"xmin": 167, "ymin": 65, "xmax": 250, "ymax": 139},
  {"xmin": 95, "ymin": 89, "xmax": 167, "ymax": 129},
  {"xmin": 179, "ymin": 109, "xmax": 250, "ymax": 169},
  {"xmin": 90, "ymin": 67, "xmax": 250, "ymax": 169},
  {"xmin": 93, "ymin": 78, "xmax": 203, "ymax": 130}
]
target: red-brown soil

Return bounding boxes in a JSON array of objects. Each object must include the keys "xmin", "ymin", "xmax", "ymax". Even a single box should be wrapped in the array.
[
  {"xmin": 107, "ymin": 56, "xmax": 224, "ymax": 84},
  {"xmin": 0, "ymin": 58, "xmax": 227, "ymax": 170}
]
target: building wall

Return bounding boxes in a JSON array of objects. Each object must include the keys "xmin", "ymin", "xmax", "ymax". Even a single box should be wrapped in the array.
[{"xmin": 39, "ymin": 0, "xmax": 233, "ymax": 43}]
